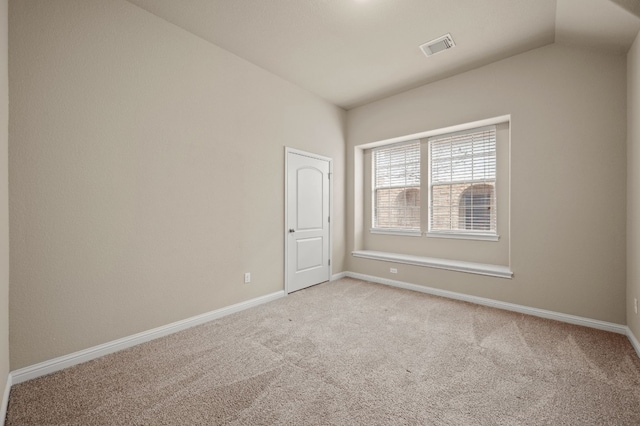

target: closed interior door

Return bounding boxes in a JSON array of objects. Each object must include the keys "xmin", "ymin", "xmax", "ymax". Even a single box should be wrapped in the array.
[{"xmin": 286, "ymin": 149, "xmax": 331, "ymax": 293}]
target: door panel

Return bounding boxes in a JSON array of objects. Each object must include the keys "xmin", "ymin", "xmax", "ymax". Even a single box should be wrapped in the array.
[
  {"xmin": 286, "ymin": 150, "xmax": 331, "ymax": 293},
  {"xmin": 296, "ymin": 168, "xmax": 323, "ymax": 230},
  {"xmin": 296, "ymin": 237, "xmax": 323, "ymax": 271}
]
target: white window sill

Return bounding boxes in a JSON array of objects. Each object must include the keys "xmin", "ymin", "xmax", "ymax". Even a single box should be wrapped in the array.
[
  {"xmin": 427, "ymin": 232, "xmax": 500, "ymax": 242},
  {"xmin": 370, "ymin": 228, "xmax": 422, "ymax": 237},
  {"xmin": 351, "ymin": 250, "xmax": 513, "ymax": 279}
]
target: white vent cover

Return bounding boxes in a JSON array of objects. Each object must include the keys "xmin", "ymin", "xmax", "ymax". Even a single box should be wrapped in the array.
[{"xmin": 419, "ymin": 33, "xmax": 455, "ymax": 57}]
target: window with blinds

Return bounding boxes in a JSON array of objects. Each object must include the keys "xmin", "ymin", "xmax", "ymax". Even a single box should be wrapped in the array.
[
  {"xmin": 429, "ymin": 126, "xmax": 496, "ymax": 234},
  {"xmin": 372, "ymin": 141, "xmax": 420, "ymax": 231}
]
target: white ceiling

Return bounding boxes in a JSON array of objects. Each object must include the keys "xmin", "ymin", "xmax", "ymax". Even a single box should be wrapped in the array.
[{"xmin": 126, "ymin": 0, "xmax": 640, "ymax": 110}]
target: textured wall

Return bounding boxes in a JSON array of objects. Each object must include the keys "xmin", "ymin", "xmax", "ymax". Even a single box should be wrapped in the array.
[
  {"xmin": 9, "ymin": 0, "xmax": 346, "ymax": 369},
  {"xmin": 0, "ymin": 0, "xmax": 10, "ymax": 405},
  {"xmin": 628, "ymin": 31, "xmax": 640, "ymax": 339},
  {"xmin": 347, "ymin": 43, "xmax": 627, "ymax": 324}
]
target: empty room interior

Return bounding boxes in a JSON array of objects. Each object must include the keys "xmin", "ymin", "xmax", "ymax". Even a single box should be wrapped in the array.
[{"xmin": 2, "ymin": 0, "xmax": 640, "ymax": 424}]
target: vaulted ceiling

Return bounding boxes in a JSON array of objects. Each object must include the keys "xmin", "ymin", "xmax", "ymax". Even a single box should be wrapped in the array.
[{"xmin": 126, "ymin": 0, "xmax": 640, "ymax": 109}]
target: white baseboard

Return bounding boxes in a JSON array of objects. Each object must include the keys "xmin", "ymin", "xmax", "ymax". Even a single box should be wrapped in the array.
[
  {"xmin": 331, "ymin": 271, "xmax": 347, "ymax": 281},
  {"xmin": 0, "ymin": 372, "xmax": 11, "ymax": 426},
  {"xmin": 10, "ymin": 290, "xmax": 286, "ymax": 385},
  {"xmin": 626, "ymin": 327, "xmax": 640, "ymax": 358},
  {"xmin": 344, "ymin": 272, "xmax": 627, "ymax": 335}
]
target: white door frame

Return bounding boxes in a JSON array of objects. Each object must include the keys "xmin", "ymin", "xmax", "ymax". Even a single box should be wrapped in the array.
[{"xmin": 284, "ymin": 147, "xmax": 333, "ymax": 294}]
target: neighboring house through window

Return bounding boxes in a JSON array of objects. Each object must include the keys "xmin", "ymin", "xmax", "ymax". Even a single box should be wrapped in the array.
[{"xmin": 459, "ymin": 184, "xmax": 494, "ymax": 231}]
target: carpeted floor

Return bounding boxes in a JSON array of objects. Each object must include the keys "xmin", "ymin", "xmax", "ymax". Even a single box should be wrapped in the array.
[{"xmin": 5, "ymin": 278, "xmax": 640, "ymax": 425}]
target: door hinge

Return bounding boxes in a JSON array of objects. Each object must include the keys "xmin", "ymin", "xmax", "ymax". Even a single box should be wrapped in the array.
[
  {"xmin": 328, "ymin": 173, "xmax": 331, "ymax": 180},
  {"xmin": 328, "ymin": 216, "xmax": 330, "ymax": 223},
  {"xmin": 328, "ymin": 259, "xmax": 331, "ymax": 266}
]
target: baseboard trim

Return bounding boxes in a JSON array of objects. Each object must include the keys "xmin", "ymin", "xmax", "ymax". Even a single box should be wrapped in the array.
[
  {"xmin": 10, "ymin": 290, "xmax": 286, "ymax": 385},
  {"xmin": 344, "ymin": 272, "xmax": 627, "ymax": 335},
  {"xmin": 626, "ymin": 327, "xmax": 640, "ymax": 358},
  {"xmin": 331, "ymin": 271, "xmax": 347, "ymax": 281},
  {"xmin": 0, "ymin": 373, "xmax": 11, "ymax": 426}
]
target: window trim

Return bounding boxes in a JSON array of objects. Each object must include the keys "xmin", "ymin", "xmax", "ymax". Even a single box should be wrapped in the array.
[
  {"xmin": 370, "ymin": 228, "xmax": 422, "ymax": 237},
  {"xmin": 360, "ymin": 116, "xmax": 509, "ymax": 245}
]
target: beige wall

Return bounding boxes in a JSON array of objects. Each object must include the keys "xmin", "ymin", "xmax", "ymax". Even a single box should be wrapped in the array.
[
  {"xmin": 628, "ymin": 31, "xmax": 640, "ymax": 339},
  {"xmin": 0, "ymin": 0, "xmax": 10, "ymax": 404},
  {"xmin": 9, "ymin": 0, "xmax": 346, "ymax": 369},
  {"xmin": 347, "ymin": 43, "xmax": 627, "ymax": 324}
]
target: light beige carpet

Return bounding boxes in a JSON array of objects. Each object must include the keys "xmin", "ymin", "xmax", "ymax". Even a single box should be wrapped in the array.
[{"xmin": 6, "ymin": 278, "xmax": 640, "ymax": 425}]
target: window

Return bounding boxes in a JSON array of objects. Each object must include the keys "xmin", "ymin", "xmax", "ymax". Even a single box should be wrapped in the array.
[
  {"xmin": 429, "ymin": 126, "xmax": 496, "ymax": 235},
  {"xmin": 372, "ymin": 141, "xmax": 420, "ymax": 231}
]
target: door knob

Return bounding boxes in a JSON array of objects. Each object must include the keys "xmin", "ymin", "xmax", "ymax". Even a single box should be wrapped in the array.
[{"xmin": 289, "ymin": 229, "xmax": 295, "ymax": 233}]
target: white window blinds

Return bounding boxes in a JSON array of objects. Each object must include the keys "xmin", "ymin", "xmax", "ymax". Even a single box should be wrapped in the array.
[
  {"xmin": 429, "ymin": 126, "xmax": 496, "ymax": 234},
  {"xmin": 372, "ymin": 141, "xmax": 420, "ymax": 230}
]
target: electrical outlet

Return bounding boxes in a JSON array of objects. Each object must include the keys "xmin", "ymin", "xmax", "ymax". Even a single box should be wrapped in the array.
[
  {"xmin": 390, "ymin": 268, "xmax": 398, "ymax": 274},
  {"xmin": 635, "ymin": 298, "xmax": 638, "ymax": 315},
  {"xmin": 244, "ymin": 272, "xmax": 251, "ymax": 283}
]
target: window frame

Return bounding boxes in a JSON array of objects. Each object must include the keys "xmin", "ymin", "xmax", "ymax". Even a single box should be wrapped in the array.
[{"xmin": 427, "ymin": 125, "xmax": 499, "ymax": 241}]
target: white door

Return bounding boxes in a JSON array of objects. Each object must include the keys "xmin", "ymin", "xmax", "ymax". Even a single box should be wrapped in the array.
[{"xmin": 286, "ymin": 149, "xmax": 331, "ymax": 293}]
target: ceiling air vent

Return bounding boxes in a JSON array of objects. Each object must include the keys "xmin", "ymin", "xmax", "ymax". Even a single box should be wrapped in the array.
[{"xmin": 419, "ymin": 33, "xmax": 455, "ymax": 57}]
